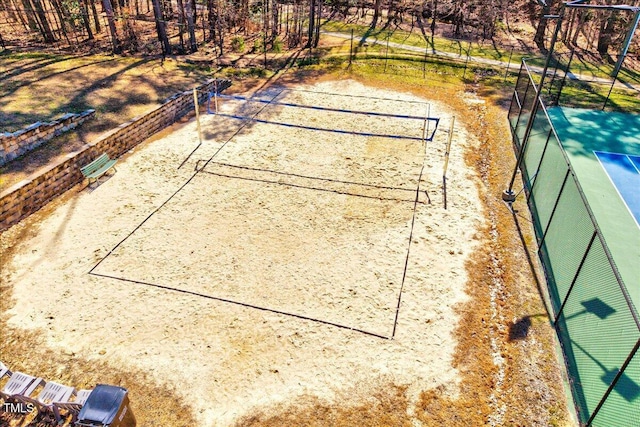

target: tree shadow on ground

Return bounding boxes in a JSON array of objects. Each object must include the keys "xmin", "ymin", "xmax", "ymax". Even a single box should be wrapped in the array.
[{"xmin": 0, "ymin": 56, "xmax": 213, "ymax": 192}]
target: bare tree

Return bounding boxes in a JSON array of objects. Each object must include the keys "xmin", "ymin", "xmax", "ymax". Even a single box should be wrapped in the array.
[{"xmin": 103, "ymin": 0, "xmax": 122, "ymax": 52}]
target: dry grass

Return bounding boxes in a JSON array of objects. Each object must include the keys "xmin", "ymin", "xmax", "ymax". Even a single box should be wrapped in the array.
[
  {"xmin": 0, "ymin": 56, "xmax": 572, "ymax": 426},
  {"xmin": 235, "ymin": 384, "xmax": 414, "ymax": 427}
]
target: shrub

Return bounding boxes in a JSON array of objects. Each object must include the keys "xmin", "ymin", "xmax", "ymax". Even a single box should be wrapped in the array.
[{"xmin": 231, "ymin": 36, "xmax": 245, "ymax": 53}]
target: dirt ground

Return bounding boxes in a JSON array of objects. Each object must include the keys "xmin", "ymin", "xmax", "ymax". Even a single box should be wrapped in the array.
[{"xmin": 0, "ymin": 79, "xmax": 490, "ymax": 425}]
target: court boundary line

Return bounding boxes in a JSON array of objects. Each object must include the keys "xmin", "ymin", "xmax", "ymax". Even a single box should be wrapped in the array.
[
  {"xmin": 594, "ymin": 150, "xmax": 640, "ymax": 229},
  {"xmin": 89, "ymin": 88, "xmax": 288, "ymax": 275},
  {"xmin": 90, "ymin": 271, "xmax": 391, "ymax": 340},
  {"xmin": 89, "ymin": 85, "xmax": 434, "ymax": 339}
]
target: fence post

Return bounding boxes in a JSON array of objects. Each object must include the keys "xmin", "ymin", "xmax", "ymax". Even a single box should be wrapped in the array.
[
  {"xmin": 423, "ymin": 45, "xmax": 428, "ymax": 78},
  {"xmin": 384, "ymin": 32, "xmax": 390, "ymax": 73},
  {"xmin": 504, "ymin": 47, "xmax": 514, "ymax": 81},
  {"xmin": 462, "ymin": 40, "xmax": 471, "ymax": 79},
  {"xmin": 193, "ymin": 88, "xmax": 202, "ymax": 144},
  {"xmin": 349, "ymin": 29, "xmax": 354, "ymax": 67}
]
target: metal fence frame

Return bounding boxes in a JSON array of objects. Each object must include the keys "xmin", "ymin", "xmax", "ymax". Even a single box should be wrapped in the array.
[{"xmin": 508, "ymin": 59, "xmax": 640, "ymax": 426}]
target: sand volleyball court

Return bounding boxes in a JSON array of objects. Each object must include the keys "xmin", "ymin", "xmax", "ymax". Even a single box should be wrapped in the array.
[{"xmin": 3, "ymin": 80, "xmax": 485, "ymax": 425}]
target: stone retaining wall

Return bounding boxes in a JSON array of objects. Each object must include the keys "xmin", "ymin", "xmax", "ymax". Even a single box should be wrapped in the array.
[
  {"xmin": 0, "ymin": 78, "xmax": 231, "ymax": 231},
  {"xmin": 1, "ymin": 110, "xmax": 95, "ymax": 166}
]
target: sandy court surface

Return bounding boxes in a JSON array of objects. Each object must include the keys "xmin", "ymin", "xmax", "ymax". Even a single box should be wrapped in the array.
[{"xmin": 3, "ymin": 80, "xmax": 485, "ymax": 425}]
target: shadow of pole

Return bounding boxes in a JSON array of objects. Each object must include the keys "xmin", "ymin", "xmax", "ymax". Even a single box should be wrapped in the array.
[{"xmin": 508, "ymin": 202, "xmax": 553, "ymax": 322}]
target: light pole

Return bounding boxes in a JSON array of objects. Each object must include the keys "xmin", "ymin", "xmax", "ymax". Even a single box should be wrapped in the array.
[{"xmin": 502, "ymin": 8, "xmax": 564, "ymax": 203}]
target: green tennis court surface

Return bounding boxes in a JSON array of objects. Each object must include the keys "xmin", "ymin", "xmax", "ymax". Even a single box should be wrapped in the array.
[
  {"xmin": 546, "ymin": 107, "xmax": 640, "ymax": 425},
  {"xmin": 594, "ymin": 151, "xmax": 640, "ymax": 227},
  {"xmin": 547, "ymin": 107, "xmax": 640, "ymax": 310}
]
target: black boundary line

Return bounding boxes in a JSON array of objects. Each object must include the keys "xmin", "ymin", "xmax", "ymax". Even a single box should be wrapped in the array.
[
  {"xmin": 178, "ymin": 139, "xmax": 203, "ymax": 170},
  {"xmin": 90, "ymin": 272, "xmax": 390, "ymax": 340},
  {"xmin": 89, "ymin": 88, "xmax": 287, "ymax": 275},
  {"xmin": 200, "ymin": 169, "xmax": 420, "ymax": 204},
  {"xmin": 391, "ymin": 163, "xmax": 427, "ymax": 339},
  {"xmin": 207, "ymin": 161, "xmax": 417, "ymax": 192},
  {"xmin": 89, "ymin": 85, "xmax": 431, "ymax": 340}
]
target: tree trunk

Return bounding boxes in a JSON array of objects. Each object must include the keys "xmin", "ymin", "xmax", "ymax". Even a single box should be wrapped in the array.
[
  {"xmin": 215, "ymin": 0, "xmax": 223, "ymax": 54},
  {"xmin": 90, "ymin": 0, "xmax": 101, "ymax": 33},
  {"xmin": 206, "ymin": 0, "xmax": 215, "ymax": 42},
  {"xmin": 80, "ymin": 0, "xmax": 94, "ymax": 39},
  {"xmin": 306, "ymin": 0, "xmax": 314, "ymax": 47},
  {"xmin": 371, "ymin": 0, "xmax": 382, "ymax": 29},
  {"xmin": 185, "ymin": 0, "xmax": 197, "ymax": 52},
  {"xmin": 314, "ymin": 0, "xmax": 320, "ymax": 47},
  {"xmin": 30, "ymin": 0, "xmax": 55, "ymax": 42},
  {"xmin": 597, "ymin": 11, "xmax": 615, "ymax": 60},
  {"xmin": 431, "ymin": 0, "xmax": 437, "ymax": 50},
  {"xmin": 48, "ymin": 0, "xmax": 68, "ymax": 40},
  {"xmin": 103, "ymin": 0, "xmax": 122, "ymax": 53},
  {"xmin": 571, "ymin": 9, "xmax": 587, "ymax": 47},
  {"xmin": 533, "ymin": 0, "xmax": 550, "ymax": 52},
  {"xmin": 176, "ymin": 0, "xmax": 185, "ymax": 52},
  {"xmin": 452, "ymin": 0, "xmax": 464, "ymax": 38},
  {"xmin": 8, "ymin": 0, "xmax": 30, "ymax": 30},
  {"xmin": 151, "ymin": 0, "xmax": 170, "ymax": 55}
]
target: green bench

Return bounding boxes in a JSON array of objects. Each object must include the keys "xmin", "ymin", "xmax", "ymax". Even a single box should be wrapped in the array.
[{"xmin": 81, "ymin": 153, "xmax": 117, "ymax": 187}]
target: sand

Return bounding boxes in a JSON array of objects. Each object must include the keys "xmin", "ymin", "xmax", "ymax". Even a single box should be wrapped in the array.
[{"xmin": 2, "ymin": 80, "xmax": 485, "ymax": 425}]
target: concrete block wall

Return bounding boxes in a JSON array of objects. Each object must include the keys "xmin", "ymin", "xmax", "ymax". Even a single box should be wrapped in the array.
[
  {"xmin": 0, "ymin": 110, "xmax": 95, "ymax": 166},
  {"xmin": 0, "ymin": 78, "xmax": 231, "ymax": 231}
]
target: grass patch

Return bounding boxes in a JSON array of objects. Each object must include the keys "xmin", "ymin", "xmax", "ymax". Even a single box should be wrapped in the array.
[
  {"xmin": 321, "ymin": 19, "xmax": 529, "ymax": 64},
  {"xmin": 557, "ymin": 81, "xmax": 640, "ymax": 113}
]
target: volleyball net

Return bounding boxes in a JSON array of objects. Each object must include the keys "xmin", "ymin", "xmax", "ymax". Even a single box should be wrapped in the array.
[{"xmin": 207, "ymin": 92, "xmax": 440, "ymax": 142}]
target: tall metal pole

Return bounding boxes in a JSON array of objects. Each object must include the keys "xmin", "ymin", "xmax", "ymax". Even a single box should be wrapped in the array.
[
  {"xmin": 503, "ymin": 9, "xmax": 564, "ymax": 203},
  {"xmin": 604, "ymin": 9, "xmax": 640, "ymax": 110},
  {"xmin": 349, "ymin": 29, "xmax": 354, "ymax": 67},
  {"xmin": 612, "ymin": 9, "xmax": 640, "ymax": 77}
]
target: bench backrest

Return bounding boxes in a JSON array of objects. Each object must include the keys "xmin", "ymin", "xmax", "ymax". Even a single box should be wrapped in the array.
[
  {"xmin": 0, "ymin": 361, "xmax": 10, "ymax": 378},
  {"xmin": 1, "ymin": 372, "xmax": 37, "ymax": 395},
  {"xmin": 38, "ymin": 381, "xmax": 75, "ymax": 405},
  {"xmin": 81, "ymin": 154, "xmax": 111, "ymax": 176}
]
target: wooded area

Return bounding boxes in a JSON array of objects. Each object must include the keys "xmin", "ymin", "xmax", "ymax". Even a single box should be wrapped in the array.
[{"xmin": 0, "ymin": 0, "xmax": 638, "ymax": 61}]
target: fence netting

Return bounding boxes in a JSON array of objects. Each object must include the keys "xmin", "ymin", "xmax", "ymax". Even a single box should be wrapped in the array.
[{"xmin": 508, "ymin": 59, "xmax": 640, "ymax": 427}]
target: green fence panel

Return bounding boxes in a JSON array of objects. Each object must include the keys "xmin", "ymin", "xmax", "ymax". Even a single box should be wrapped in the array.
[
  {"xmin": 556, "ymin": 237, "xmax": 640, "ymax": 424},
  {"xmin": 522, "ymin": 108, "xmax": 553, "ymax": 186},
  {"xmin": 510, "ymin": 59, "xmax": 640, "ymax": 427},
  {"xmin": 591, "ymin": 343, "xmax": 640, "ymax": 427},
  {"xmin": 538, "ymin": 176, "xmax": 595, "ymax": 314},
  {"xmin": 508, "ymin": 66, "xmax": 529, "ymax": 134},
  {"xmin": 511, "ymin": 77, "xmax": 536, "ymax": 145},
  {"xmin": 529, "ymin": 130, "xmax": 567, "ymax": 236}
]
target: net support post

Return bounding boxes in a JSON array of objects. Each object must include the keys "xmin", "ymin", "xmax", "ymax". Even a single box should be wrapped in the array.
[
  {"xmin": 442, "ymin": 116, "xmax": 455, "ymax": 209},
  {"xmin": 193, "ymin": 88, "xmax": 203, "ymax": 144},
  {"xmin": 214, "ymin": 80, "xmax": 219, "ymax": 114}
]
